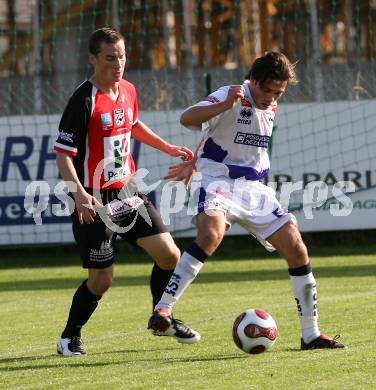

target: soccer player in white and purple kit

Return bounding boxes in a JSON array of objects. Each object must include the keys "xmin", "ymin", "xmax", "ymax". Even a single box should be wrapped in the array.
[{"xmin": 149, "ymin": 52, "xmax": 345, "ymax": 350}]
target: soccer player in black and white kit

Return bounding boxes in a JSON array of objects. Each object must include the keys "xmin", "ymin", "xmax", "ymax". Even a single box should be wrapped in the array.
[
  {"xmin": 149, "ymin": 52, "xmax": 346, "ymax": 350},
  {"xmin": 54, "ymin": 27, "xmax": 200, "ymax": 356}
]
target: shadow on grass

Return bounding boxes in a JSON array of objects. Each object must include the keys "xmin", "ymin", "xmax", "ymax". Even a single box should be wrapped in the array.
[
  {"xmin": 1, "ymin": 263, "xmax": 375, "ymax": 292},
  {"xmin": 0, "ymin": 346, "xmax": 181, "ymax": 366},
  {"xmin": 1, "ymin": 234, "xmax": 376, "ymax": 270},
  {"xmin": 0, "ymin": 352, "xmax": 246, "ymax": 372}
]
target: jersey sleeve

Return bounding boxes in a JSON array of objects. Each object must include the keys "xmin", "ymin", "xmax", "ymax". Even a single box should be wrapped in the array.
[
  {"xmin": 181, "ymin": 86, "xmax": 229, "ymax": 131},
  {"xmin": 132, "ymin": 86, "xmax": 139, "ymax": 126},
  {"xmin": 54, "ymin": 91, "xmax": 91, "ymax": 156},
  {"xmin": 127, "ymin": 82, "xmax": 139, "ymax": 127}
]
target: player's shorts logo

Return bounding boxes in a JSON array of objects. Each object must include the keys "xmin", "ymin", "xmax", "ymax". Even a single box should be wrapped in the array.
[
  {"xmin": 101, "ymin": 112, "xmax": 113, "ymax": 130},
  {"xmin": 114, "ymin": 108, "xmax": 125, "ymax": 126}
]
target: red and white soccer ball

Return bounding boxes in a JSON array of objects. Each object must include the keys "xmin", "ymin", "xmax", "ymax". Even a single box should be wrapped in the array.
[{"xmin": 232, "ymin": 308, "xmax": 278, "ymax": 354}]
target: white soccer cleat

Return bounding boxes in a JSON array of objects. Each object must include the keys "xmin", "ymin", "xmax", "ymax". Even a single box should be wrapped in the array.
[{"xmin": 57, "ymin": 336, "xmax": 86, "ymax": 356}]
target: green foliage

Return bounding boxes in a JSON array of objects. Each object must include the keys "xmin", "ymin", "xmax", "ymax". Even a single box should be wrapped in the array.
[{"xmin": 1, "ymin": 247, "xmax": 375, "ymax": 389}]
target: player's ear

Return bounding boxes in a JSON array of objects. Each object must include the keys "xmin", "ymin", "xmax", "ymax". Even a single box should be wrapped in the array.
[{"xmin": 88, "ymin": 53, "xmax": 97, "ymax": 66}]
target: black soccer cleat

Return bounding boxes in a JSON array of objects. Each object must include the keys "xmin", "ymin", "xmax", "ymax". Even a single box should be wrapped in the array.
[
  {"xmin": 148, "ymin": 308, "xmax": 172, "ymax": 332},
  {"xmin": 301, "ymin": 334, "xmax": 346, "ymax": 350},
  {"xmin": 148, "ymin": 308, "xmax": 201, "ymax": 344},
  {"xmin": 57, "ymin": 336, "xmax": 86, "ymax": 356}
]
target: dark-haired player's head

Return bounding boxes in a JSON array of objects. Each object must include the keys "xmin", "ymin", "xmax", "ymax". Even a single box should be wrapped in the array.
[
  {"xmin": 89, "ymin": 27, "xmax": 125, "ymax": 56},
  {"xmin": 245, "ymin": 51, "xmax": 298, "ymax": 86},
  {"xmin": 88, "ymin": 27, "xmax": 126, "ymax": 85},
  {"xmin": 246, "ymin": 51, "xmax": 298, "ymax": 110}
]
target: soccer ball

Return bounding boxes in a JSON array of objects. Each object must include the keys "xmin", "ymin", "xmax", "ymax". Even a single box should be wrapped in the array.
[{"xmin": 232, "ymin": 308, "xmax": 277, "ymax": 354}]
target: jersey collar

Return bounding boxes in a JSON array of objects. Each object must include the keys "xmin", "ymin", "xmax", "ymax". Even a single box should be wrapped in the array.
[{"xmin": 242, "ymin": 80, "xmax": 256, "ymax": 106}]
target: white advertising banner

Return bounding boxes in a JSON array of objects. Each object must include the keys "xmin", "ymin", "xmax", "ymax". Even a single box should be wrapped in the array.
[{"xmin": 0, "ymin": 99, "xmax": 375, "ymax": 245}]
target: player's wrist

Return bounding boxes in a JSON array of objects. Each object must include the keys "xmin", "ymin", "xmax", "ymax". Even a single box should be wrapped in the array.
[
  {"xmin": 72, "ymin": 186, "xmax": 88, "ymax": 201},
  {"xmin": 164, "ymin": 143, "xmax": 175, "ymax": 156},
  {"xmin": 223, "ymin": 99, "xmax": 235, "ymax": 111}
]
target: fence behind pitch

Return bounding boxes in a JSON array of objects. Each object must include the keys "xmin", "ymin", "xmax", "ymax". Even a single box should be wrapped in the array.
[{"xmin": 0, "ymin": 0, "xmax": 375, "ymax": 245}]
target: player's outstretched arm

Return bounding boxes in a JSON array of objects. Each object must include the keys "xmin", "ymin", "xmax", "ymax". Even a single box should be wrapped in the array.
[
  {"xmin": 164, "ymin": 137, "xmax": 203, "ymax": 188},
  {"xmin": 132, "ymin": 120, "xmax": 194, "ymax": 161},
  {"xmin": 164, "ymin": 159, "xmax": 196, "ymax": 188},
  {"xmin": 180, "ymin": 85, "xmax": 245, "ymax": 128}
]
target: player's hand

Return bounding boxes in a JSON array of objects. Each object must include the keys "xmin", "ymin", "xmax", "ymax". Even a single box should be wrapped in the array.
[
  {"xmin": 74, "ymin": 190, "xmax": 102, "ymax": 224},
  {"xmin": 164, "ymin": 159, "xmax": 197, "ymax": 188},
  {"xmin": 166, "ymin": 145, "xmax": 194, "ymax": 161},
  {"xmin": 225, "ymin": 85, "xmax": 245, "ymax": 109}
]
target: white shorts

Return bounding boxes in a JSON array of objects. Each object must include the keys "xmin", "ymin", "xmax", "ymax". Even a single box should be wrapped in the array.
[{"xmin": 191, "ymin": 174, "xmax": 296, "ymax": 252}]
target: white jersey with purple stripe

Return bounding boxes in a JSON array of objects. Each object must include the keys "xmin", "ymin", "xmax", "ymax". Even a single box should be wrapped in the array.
[{"xmin": 185, "ymin": 80, "xmax": 277, "ymax": 180}]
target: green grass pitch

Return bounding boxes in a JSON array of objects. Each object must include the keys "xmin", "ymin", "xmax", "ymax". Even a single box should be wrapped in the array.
[{"xmin": 1, "ymin": 240, "xmax": 375, "ymax": 389}]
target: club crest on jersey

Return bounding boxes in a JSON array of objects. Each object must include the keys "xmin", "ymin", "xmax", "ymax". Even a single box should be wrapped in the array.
[
  {"xmin": 101, "ymin": 112, "xmax": 113, "ymax": 130},
  {"xmin": 114, "ymin": 108, "xmax": 125, "ymax": 126}
]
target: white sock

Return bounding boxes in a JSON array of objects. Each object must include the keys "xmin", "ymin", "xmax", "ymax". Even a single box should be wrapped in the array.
[
  {"xmin": 155, "ymin": 251, "xmax": 204, "ymax": 311},
  {"xmin": 290, "ymin": 272, "xmax": 320, "ymax": 343}
]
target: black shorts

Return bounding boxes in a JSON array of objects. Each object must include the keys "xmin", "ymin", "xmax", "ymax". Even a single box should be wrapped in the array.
[{"xmin": 71, "ymin": 188, "xmax": 167, "ymax": 269}]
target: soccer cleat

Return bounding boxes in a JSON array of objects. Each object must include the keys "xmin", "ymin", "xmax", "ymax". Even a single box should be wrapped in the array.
[
  {"xmin": 57, "ymin": 336, "xmax": 86, "ymax": 356},
  {"xmin": 148, "ymin": 308, "xmax": 201, "ymax": 344},
  {"xmin": 301, "ymin": 334, "xmax": 346, "ymax": 350}
]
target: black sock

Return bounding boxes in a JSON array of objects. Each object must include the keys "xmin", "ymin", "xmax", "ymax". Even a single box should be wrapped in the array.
[
  {"xmin": 61, "ymin": 279, "xmax": 102, "ymax": 339},
  {"xmin": 150, "ymin": 262, "xmax": 174, "ymax": 309}
]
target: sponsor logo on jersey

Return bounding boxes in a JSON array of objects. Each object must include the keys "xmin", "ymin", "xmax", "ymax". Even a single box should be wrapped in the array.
[
  {"xmin": 103, "ymin": 134, "xmax": 131, "ymax": 182},
  {"xmin": 101, "ymin": 112, "xmax": 113, "ymax": 130},
  {"xmin": 237, "ymin": 108, "xmax": 253, "ymax": 125},
  {"xmin": 113, "ymin": 137, "xmax": 127, "ymax": 168},
  {"xmin": 234, "ymin": 132, "xmax": 270, "ymax": 148},
  {"xmin": 58, "ymin": 130, "xmax": 74, "ymax": 143},
  {"xmin": 114, "ymin": 108, "xmax": 125, "ymax": 126}
]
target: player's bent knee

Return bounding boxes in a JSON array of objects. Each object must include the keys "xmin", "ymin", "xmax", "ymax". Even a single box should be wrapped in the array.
[
  {"xmin": 88, "ymin": 269, "xmax": 113, "ymax": 295},
  {"xmin": 196, "ymin": 229, "xmax": 223, "ymax": 253},
  {"xmin": 155, "ymin": 246, "xmax": 181, "ymax": 269}
]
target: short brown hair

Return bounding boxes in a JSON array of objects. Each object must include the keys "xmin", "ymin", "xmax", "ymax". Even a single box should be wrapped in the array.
[
  {"xmin": 89, "ymin": 27, "xmax": 124, "ymax": 56},
  {"xmin": 245, "ymin": 51, "xmax": 298, "ymax": 86}
]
